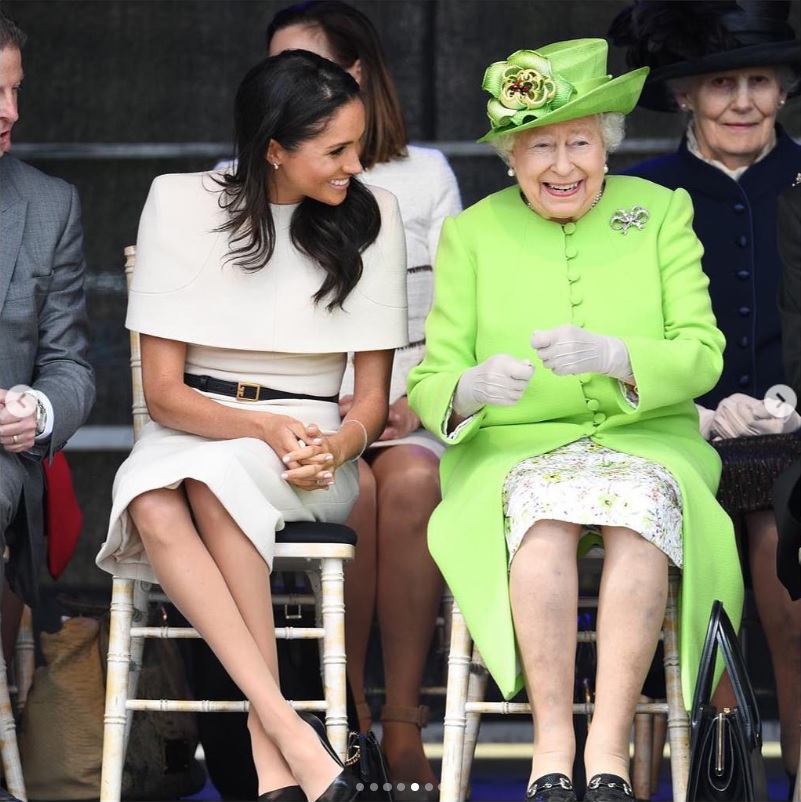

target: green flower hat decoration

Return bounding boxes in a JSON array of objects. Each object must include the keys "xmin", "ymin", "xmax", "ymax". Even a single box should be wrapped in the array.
[
  {"xmin": 483, "ymin": 50, "xmax": 576, "ymax": 132},
  {"xmin": 477, "ymin": 39, "xmax": 650, "ymax": 144}
]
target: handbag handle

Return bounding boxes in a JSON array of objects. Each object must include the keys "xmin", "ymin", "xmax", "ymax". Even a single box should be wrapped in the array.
[{"xmin": 690, "ymin": 600, "xmax": 762, "ymax": 744}]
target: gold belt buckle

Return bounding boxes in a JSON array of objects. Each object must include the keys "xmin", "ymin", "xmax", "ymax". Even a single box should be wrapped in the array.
[{"xmin": 236, "ymin": 382, "xmax": 261, "ymax": 401}]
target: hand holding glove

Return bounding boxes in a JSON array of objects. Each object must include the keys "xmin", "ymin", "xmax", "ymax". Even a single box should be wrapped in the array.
[
  {"xmin": 531, "ymin": 325, "xmax": 632, "ymax": 381},
  {"xmin": 452, "ymin": 354, "xmax": 534, "ymax": 418},
  {"xmin": 695, "ymin": 404, "xmax": 716, "ymax": 440},
  {"xmin": 712, "ymin": 393, "xmax": 801, "ymax": 439}
]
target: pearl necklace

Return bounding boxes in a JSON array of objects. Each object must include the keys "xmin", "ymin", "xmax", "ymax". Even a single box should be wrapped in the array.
[{"xmin": 520, "ymin": 181, "xmax": 606, "ymax": 214}]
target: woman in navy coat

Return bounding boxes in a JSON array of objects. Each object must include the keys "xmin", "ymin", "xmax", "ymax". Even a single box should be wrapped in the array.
[{"xmin": 609, "ymin": 2, "xmax": 801, "ymax": 791}]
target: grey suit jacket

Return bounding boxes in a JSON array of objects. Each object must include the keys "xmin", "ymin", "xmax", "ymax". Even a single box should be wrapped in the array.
[{"xmin": 0, "ymin": 155, "xmax": 94, "ymax": 602}]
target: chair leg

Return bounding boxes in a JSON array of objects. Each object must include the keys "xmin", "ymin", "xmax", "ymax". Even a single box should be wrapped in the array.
[
  {"xmin": 662, "ymin": 573, "xmax": 689, "ymax": 802},
  {"xmin": 794, "ymin": 760, "xmax": 800, "ymax": 802},
  {"xmin": 13, "ymin": 606, "xmax": 34, "ymax": 715},
  {"xmin": 459, "ymin": 647, "xmax": 488, "ymax": 802},
  {"xmin": 650, "ymin": 713, "xmax": 667, "ymax": 792},
  {"xmin": 317, "ymin": 558, "xmax": 348, "ymax": 760},
  {"xmin": 440, "ymin": 601, "xmax": 472, "ymax": 802},
  {"xmin": 0, "ymin": 645, "xmax": 26, "ymax": 801},
  {"xmin": 100, "ymin": 577, "xmax": 135, "ymax": 802},
  {"xmin": 632, "ymin": 696, "xmax": 653, "ymax": 801}
]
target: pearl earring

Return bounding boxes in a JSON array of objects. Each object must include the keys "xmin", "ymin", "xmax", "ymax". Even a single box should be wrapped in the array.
[
  {"xmin": 680, "ymin": 103, "xmax": 689, "ymax": 111},
  {"xmin": 779, "ymin": 99, "xmax": 786, "ymax": 108},
  {"xmin": 272, "ymin": 162, "xmax": 280, "ymax": 171},
  {"xmin": 604, "ymin": 164, "xmax": 609, "ymax": 175},
  {"xmin": 507, "ymin": 167, "xmax": 515, "ymax": 177}
]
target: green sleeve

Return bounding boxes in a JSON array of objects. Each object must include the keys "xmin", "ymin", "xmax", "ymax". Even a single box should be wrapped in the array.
[{"xmin": 408, "ymin": 215, "xmax": 486, "ymax": 444}]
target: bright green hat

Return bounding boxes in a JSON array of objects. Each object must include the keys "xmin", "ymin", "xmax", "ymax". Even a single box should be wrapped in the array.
[{"xmin": 477, "ymin": 38, "xmax": 649, "ymax": 144}]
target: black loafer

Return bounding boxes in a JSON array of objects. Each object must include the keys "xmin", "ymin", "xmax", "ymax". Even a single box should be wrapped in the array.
[
  {"xmin": 526, "ymin": 773, "xmax": 577, "ymax": 802},
  {"xmin": 258, "ymin": 786, "xmax": 306, "ymax": 801},
  {"xmin": 584, "ymin": 774, "xmax": 634, "ymax": 802},
  {"xmin": 0, "ymin": 790, "xmax": 22, "ymax": 802}
]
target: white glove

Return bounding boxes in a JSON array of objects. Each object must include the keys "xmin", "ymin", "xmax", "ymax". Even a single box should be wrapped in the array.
[
  {"xmin": 531, "ymin": 325, "xmax": 632, "ymax": 381},
  {"xmin": 712, "ymin": 393, "xmax": 801, "ymax": 439},
  {"xmin": 452, "ymin": 355, "xmax": 534, "ymax": 418},
  {"xmin": 696, "ymin": 404, "xmax": 715, "ymax": 440}
]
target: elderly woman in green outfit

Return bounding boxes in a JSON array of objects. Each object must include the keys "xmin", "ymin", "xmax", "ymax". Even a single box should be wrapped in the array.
[{"xmin": 408, "ymin": 39, "xmax": 743, "ymax": 802}]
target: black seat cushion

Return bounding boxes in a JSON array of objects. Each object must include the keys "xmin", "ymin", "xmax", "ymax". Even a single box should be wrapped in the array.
[{"xmin": 275, "ymin": 521, "xmax": 357, "ymax": 546}]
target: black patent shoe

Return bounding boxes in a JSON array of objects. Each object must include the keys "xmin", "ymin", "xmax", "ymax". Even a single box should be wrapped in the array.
[
  {"xmin": 526, "ymin": 773, "xmax": 577, "ymax": 802},
  {"xmin": 584, "ymin": 774, "xmax": 634, "ymax": 802},
  {"xmin": 258, "ymin": 786, "xmax": 306, "ymax": 801},
  {"xmin": 314, "ymin": 769, "xmax": 359, "ymax": 802}
]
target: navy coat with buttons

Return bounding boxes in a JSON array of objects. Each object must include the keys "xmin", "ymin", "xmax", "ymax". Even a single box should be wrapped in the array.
[{"xmin": 624, "ymin": 126, "xmax": 801, "ymax": 406}]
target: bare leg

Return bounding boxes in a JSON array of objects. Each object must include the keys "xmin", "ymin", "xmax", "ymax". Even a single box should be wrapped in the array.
[
  {"xmin": 585, "ymin": 526, "xmax": 667, "ymax": 782},
  {"xmin": 128, "ymin": 487, "xmax": 341, "ymax": 800},
  {"xmin": 510, "ymin": 519, "xmax": 582, "ymax": 785},
  {"xmin": 183, "ymin": 479, "xmax": 294, "ymax": 793},
  {"xmin": 747, "ymin": 509, "xmax": 801, "ymax": 777},
  {"xmin": 372, "ymin": 445, "xmax": 442, "ymax": 786},
  {"xmin": 343, "ymin": 458, "xmax": 378, "ymax": 732}
]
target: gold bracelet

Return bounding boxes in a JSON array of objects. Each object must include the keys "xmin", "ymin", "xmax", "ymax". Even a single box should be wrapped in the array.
[{"xmin": 341, "ymin": 418, "xmax": 368, "ymax": 461}]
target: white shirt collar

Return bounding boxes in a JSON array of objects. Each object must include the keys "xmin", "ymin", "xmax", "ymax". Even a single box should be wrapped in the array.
[{"xmin": 686, "ymin": 123, "xmax": 776, "ymax": 181}]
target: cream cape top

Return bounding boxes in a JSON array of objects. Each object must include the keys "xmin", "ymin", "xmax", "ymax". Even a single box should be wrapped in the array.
[{"xmin": 126, "ymin": 171, "xmax": 409, "ymax": 353}]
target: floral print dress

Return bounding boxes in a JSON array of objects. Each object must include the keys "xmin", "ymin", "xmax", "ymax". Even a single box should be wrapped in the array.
[{"xmin": 503, "ymin": 438, "xmax": 683, "ymax": 568}]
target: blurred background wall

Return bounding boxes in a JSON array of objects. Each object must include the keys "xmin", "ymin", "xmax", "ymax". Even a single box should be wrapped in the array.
[{"xmin": 2, "ymin": 0, "xmax": 799, "ymax": 594}]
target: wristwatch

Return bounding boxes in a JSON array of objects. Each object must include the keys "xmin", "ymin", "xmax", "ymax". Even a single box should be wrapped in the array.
[{"xmin": 34, "ymin": 398, "xmax": 47, "ymax": 436}]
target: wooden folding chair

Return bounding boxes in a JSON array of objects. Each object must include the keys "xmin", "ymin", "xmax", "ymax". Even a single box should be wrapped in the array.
[
  {"xmin": 100, "ymin": 246, "xmax": 356, "ymax": 802},
  {"xmin": 438, "ymin": 563, "xmax": 689, "ymax": 802}
]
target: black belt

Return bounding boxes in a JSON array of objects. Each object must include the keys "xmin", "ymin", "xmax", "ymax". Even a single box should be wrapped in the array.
[{"xmin": 184, "ymin": 373, "xmax": 338, "ymax": 404}]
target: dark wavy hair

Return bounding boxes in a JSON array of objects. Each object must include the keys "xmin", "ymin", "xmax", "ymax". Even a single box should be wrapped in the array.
[
  {"xmin": 266, "ymin": 0, "xmax": 408, "ymax": 169},
  {"xmin": 216, "ymin": 50, "xmax": 380, "ymax": 310}
]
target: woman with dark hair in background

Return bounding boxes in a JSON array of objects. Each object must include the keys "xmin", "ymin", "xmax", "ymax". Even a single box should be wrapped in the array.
[
  {"xmin": 609, "ymin": 3, "xmax": 801, "ymax": 792},
  {"xmin": 267, "ymin": 3, "xmax": 462, "ymax": 794},
  {"xmin": 96, "ymin": 50, "xmax": 407, "ymax": 802}
]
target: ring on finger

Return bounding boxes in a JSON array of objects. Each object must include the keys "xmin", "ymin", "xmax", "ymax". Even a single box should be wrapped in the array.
[{"xmin": 12, "ymin": 434, "xmax": 18, "ymax": 444}]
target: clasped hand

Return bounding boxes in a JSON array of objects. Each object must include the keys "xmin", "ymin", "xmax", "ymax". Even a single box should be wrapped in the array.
[
  {"xmin": 264, "ymin": 415, "xmax": 337, "ymax": 492},
  {"xmin": 453, "ymin": 354, "xmax": 534, "ymax": 417},
  {"xmin": 530, "ymin": 325, "xmax": 632, "ymax": 381},
  {"xmin": 710, "ymin": 393, "xmax": 801, "ymax": 439},
  {"xmin": 0, "ymin": 388, "xmax": 37, "ymax": 453}
]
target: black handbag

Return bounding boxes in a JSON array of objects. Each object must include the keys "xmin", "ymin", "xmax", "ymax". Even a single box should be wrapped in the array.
[
  {"xmin": 345, "ymin": 730, "xmax": 394, "ymax": 802},
  {"xmin": 686, "ymin": 600, "xmax": 767, "ymax": 802}
]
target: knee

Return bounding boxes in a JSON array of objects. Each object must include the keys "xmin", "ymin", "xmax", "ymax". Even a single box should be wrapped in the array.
[
  {"xmin": 380, "ymin": 457, "xmax": 440, "ymax": 510},
  {"xmin": 129, "ymin": 490, "xmax": 186, "ymax": 549}
]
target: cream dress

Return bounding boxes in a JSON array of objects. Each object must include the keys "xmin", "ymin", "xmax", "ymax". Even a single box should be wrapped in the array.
[{"xmin": 96, "ymin": 172, "xmax": 408, "ymax": 582}]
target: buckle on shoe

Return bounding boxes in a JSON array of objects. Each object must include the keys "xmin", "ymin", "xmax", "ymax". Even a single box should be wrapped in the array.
[
  {"xmin": 236, "ymin": 382, "xmax": 261, "ymax": 401},
  {"xmin": 587, "ymin": 776, "xmax": 633, "ymax": 797}
]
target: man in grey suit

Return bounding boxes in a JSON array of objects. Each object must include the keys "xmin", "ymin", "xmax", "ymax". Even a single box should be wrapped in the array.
[{"xmin": 0, "ymin": 8, "xmax": 94, "ymax": 705}]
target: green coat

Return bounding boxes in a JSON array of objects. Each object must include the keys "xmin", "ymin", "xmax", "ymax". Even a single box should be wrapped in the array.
[{"xmin": 408, "ymin": 175, "xmax": 743, "ymax": 707}]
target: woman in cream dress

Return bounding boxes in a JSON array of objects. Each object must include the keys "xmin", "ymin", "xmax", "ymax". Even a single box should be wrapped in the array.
[
  {"xmin": 96, "ymin": 51, "xmax": 407, "ymax": 802},
  {"xmin": 267, "ymin": 3, "xmax": 461, "ymax": 793}
]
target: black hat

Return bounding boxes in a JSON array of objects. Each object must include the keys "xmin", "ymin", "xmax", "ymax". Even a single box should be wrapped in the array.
[{"xmin": 608, "ymin": 1, "xmax": 801, "ymax": 111}]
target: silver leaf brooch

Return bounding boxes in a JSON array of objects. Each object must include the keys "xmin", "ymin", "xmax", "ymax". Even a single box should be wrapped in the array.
[{"xmin": 610, "ymin": 205, "xmax": 650, "ymax": 234}]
